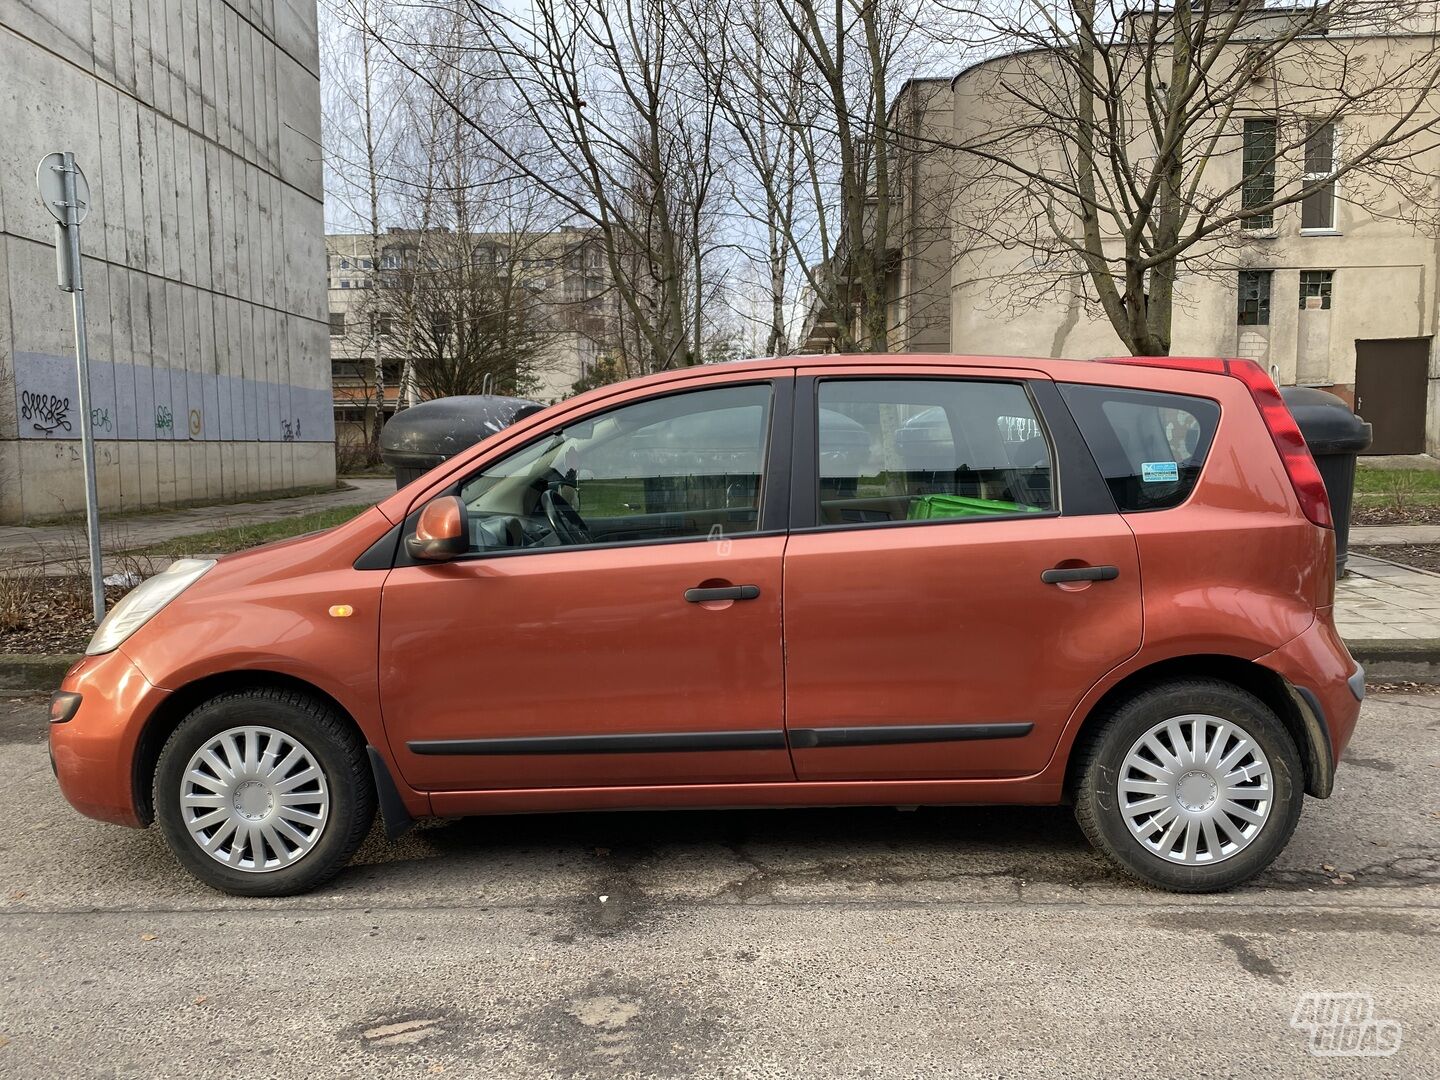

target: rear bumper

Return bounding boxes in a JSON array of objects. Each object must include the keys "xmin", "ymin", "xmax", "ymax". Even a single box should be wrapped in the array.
[
  {"xmin": 48, "ymin": 650, "xmax": 169, "ymax": 828},
  {"xmin": 1257, "ymin": 614, "xmax": 1363, "ymax": 797}
]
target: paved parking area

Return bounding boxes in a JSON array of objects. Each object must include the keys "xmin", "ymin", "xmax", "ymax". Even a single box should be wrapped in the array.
[
  {"xmin": 1337, "ymin": 553, "xmax": 1440, "ymax": 640},
  {"xmin": 0, "ymin": 693, "xmax": 1435, "ymax": 1077}
]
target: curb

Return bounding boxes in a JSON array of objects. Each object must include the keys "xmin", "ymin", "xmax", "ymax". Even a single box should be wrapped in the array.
[
  {"xmin": 0, "ymin": 654, "xmax": 78, "ymax": 692},
  {"xmin": 1346, "ymin": 639, "xmax": 1440, "ymax": 685}
]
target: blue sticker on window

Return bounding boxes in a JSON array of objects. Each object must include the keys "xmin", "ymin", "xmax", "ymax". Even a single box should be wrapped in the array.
[{"xmin": 1141, "ymin": 461, "xmax": 1180, "ymax": 483}]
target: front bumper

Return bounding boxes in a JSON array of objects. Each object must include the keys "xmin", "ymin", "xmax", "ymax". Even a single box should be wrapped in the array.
[{"xmin": 48, "ymin": 649, "xmax": 170, "ymax": 827}]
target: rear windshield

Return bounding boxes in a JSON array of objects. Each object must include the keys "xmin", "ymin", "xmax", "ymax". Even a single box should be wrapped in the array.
[{"xmin": 1059, "ymin": 384, "xmax": 1220, "ymax": 512}]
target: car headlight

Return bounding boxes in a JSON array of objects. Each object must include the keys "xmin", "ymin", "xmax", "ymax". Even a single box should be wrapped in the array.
[{"xmin": 86, "ymin": 558, "xmax": 216, "ymax": 656}]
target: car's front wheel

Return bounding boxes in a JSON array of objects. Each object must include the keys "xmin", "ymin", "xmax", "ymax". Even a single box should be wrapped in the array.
[
  {"xmin": 1073, "ymin": 678, "xmax": 1305, "ymax": 892},
  {"xmin": 153, "ymin": 688, "xmax": 375, "ymax": 896}
]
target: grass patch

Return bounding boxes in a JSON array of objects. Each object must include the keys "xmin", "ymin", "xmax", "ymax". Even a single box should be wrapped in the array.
[
  {"xmin": 139, "ymin": 505, "xmax": 368, "ymax": 558},
  {"xmin": 1354, "ymin": 467, "xmax": 1440, "ymax": 496}
]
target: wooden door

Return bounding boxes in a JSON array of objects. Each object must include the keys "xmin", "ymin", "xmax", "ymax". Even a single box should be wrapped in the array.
[{"xmin": 1355, "ymin": 338, "xmax": 1431, "ymax": 455}]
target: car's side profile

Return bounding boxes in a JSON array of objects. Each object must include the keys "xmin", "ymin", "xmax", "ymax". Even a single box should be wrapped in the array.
[{"xmin": 49, "ymin": 354, "xmax": 1363, "ymax": 895}]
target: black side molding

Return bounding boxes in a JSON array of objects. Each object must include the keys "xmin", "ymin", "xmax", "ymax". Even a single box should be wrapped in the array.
[
  {"xmin": 408, "ymin": 729, "xmax": 788, "ymax": 756},
  {"xmin": 366, "ymin": 746, "xmax": 416, "ymax": 841},
  {"xmin": 789, "ymin": 722, "xmax": 1034, "ymax": 749}
]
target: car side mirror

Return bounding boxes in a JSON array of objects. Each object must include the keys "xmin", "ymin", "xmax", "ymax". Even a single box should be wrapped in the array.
[{"xmin": 406, "ymin": 495, "xmax": 469, "ymax": 562}]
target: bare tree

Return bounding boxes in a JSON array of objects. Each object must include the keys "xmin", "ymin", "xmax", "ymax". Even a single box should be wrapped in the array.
[
  {"xmin": 683, "ymin": 0, "xmax": 809, "ymax": 355},
  {"xmin": 779, "ymin": 0, "xmax": 926, "ymax": 352},
  {"xmin": 368, "ymin": 0, "xmax": 731, "ymax": 373},
  {"xmin": 322, "ymin": 0, "xmax": 406, "ymax": 459},
  {"xmin": 937, "ymin": 0, "xmax": 1440, "ymax": 355},
  {"xmin": 376, "ymin": 231, "xmax": 549, "ymax": 400}
]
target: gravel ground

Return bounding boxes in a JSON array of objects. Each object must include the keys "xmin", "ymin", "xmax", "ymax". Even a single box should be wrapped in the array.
[
  {"xmin": 1353, "ymin": 503, "xmax": 1440, "ymax": 526},
  {"xmin": 0, "ymin": 692, "xmax": 1436, "ymax": 1077}
]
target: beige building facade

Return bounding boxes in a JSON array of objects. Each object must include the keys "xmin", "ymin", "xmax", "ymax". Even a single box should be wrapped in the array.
[
  {"xmin": 0, "ymin": 1, "xmax": 334, "ymax": 523},
  {"xmin": 881, "ymin": 16, "xmax": 1440, "ymax": 456}
]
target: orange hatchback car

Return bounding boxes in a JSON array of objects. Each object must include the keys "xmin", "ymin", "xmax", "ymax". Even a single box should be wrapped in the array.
[{"xmin": 50, "ymin": 354, "xmax": 1363, "ymax": 895}]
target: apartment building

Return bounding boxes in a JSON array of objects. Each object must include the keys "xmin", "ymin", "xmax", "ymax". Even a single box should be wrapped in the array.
[
  {"xmin": 846, "ymin": 8, "xmax": 1440, "ymax": 455},
  {"xmin": 326, "ymin": 225, "xmax": 611, "ymax": 447}
]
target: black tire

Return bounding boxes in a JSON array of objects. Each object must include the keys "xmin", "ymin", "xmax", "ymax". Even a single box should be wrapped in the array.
[
  {"xmin": 153, "ymin": 688, "xmax": 375, "ymax": 897},
  {"xmin": 1073, "ymin": 678, "xmax": 1304, "ymax": 893}
]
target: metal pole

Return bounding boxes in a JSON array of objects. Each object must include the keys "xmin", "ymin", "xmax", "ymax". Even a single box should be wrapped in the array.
[{"xmin": 58, "ymin": 152, "xmax": 106, "ymax": 624}]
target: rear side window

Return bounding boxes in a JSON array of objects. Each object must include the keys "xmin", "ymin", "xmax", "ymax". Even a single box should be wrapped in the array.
[
  {"xmin": 1059, "ymin": 384, "xmax": 1220, "ymax": 512},
  {"xmin": 814, "ymin": 378, "xmax": 1055, "ymax": 526}
]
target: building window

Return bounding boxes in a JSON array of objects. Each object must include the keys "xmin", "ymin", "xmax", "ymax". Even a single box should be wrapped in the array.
[
  {"xmin": 329, "ymin": 312, "xmax": 346, "ymax": 336},
  {"xmin": 340, "ymin": 258, "xmax": 352, "ymax": 270},
  {"xmin": 1301, "ymin": 120, "xmax": 1337, "ymax": 231},
  {"xmin": 1237, "ymin": 270, "xmax": 1272, "ymax": 325},
  {"xmin": 341, "ymin": 279, "xmax": 351, "ymax": 289},
  {"xmin": 374, "ymin": 314, "xmax": 396, "ymax": 336},
  {"xmin": 1241, "ymin": 118, "xmax": 1276, "ymax": 230},
  {"xmin": 1299, "ymin": 270, "xmax": 1334, "ymax": 309}
]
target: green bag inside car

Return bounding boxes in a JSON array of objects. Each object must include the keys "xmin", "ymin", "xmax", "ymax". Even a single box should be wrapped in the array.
[{"xmin": 907, "ymin": 493, "xmax": 1044, "ymax": 520}]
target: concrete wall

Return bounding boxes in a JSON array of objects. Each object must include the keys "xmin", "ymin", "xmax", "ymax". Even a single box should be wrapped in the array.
[{"xmin": 0, "ymin": 0, "xmax": 334, "ymax": 523}]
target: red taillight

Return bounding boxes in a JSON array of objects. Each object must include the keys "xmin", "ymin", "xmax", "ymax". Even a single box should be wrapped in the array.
[{"xmin": 1099, "ymin": 355, "xmax": 1334, "ymax": 529}]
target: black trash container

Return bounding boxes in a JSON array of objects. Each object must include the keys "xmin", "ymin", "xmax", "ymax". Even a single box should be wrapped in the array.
[
  {"xmin": 379, "ymin": 395, "xmax": 545, "ymax": 489},
  {"xmin": 1280, "ymin": 386, "xmax": 1373, "ymax": 576}
]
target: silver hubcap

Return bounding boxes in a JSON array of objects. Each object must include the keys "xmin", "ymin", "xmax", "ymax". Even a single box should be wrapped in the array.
[
  {"xmin": 1118, "ymin": 714, "xmax": 1273, "ymax": 865},
  {"xmin": 180, "ymin": 726, "xmax": 330, "ymax": 873}
]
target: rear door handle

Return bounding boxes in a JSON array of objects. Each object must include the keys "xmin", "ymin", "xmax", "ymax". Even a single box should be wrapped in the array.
[
  {"xmin": 685, "ymin": 585, "xmax": 761, "ymax": 603},
  {"xmin": 1041, "ymin": 565, "xmax": 1119, "ymax": 584}
]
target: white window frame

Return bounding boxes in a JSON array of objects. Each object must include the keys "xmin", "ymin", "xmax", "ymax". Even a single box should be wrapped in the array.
[{"xmin": 1299, "ymin": 120, "xmax": 1340, "ymax": 235}]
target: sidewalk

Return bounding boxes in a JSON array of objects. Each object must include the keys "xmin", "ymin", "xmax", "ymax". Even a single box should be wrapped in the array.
[
  {"xmin": 1336, "ymin": 552, "xmax": 1440, "ymax": 640},
  {"xmin": 0, "ymin": 478, "xmax": 394, "ymax": 572}
]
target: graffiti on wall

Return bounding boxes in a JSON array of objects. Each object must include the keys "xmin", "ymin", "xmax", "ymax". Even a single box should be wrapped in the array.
[
  {"xmin": 19, "ymin": 391, "xmax": 73, "ymax": 435},
  {"xmin": 12, "ymin": 352, "xmax": 333, "ymax": 443}
]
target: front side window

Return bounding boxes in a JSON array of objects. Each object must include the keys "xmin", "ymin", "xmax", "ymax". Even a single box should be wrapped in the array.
[
  {"xmin": 1301, "ymin": 120, "xmax": 1337, "ymax": 230},
  {"xmin": 329, "ymin": 312, "xmax": 345, "ymax": 336},
  {"xmin": 814, "ymin": 379, "xmax": 1054, "ymax": 527},
  {"xmin": 1237, "ymin": 270, "xmax": 1272, "ymax": 325},
  {"xmin": 454, "ymin": 383, "xmax": 772, "ymax": 553}
]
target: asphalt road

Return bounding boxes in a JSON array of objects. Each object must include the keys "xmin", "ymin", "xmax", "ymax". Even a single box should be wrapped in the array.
[{"xmin": 0, "ymin": 692, "xmax": 1435, "ymax": 1078}]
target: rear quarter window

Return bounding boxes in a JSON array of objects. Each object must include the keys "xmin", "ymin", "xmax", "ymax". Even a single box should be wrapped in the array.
[{"xmin": 1059, "ymin": 384, "xmax": 1220, "ymax": 511}]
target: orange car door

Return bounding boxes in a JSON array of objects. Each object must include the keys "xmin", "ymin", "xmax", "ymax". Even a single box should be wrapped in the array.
[
  {"xmin": 782, "ymin": 369, "xmax": 1142, "ymax": 781},
  {"xmin": 378, "ymin": 375, "xmax": 797, "ymax": 792}
]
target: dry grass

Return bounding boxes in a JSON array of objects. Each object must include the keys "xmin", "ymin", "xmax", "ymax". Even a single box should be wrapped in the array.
[
  {"xmin": 0, "ymin": 524, "xmax": 164, "ymax": 652},
  {"xmin": 0, "ymin": 569, "xmax": 38, "ymax": 633}
]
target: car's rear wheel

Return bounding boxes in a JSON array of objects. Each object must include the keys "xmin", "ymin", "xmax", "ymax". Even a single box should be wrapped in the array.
[
  {"xmin": 1073, "ymin": 678, "xmax": 1304, "ymax": 892},
  {"xmin": 153, "ymin": 688, "xmax": 375, "ymax": 896}
]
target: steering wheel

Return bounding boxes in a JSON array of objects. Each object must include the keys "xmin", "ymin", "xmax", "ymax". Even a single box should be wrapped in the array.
[{"xmin": 540, "ymin": 487, "xmax": 593, "ymax": 545}]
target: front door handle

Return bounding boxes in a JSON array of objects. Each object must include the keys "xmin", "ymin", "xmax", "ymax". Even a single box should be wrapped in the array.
[
  {"xmin": 1041, "ymin": 565, "xmax": 1119, "ymax": 584},
  {"xmin": 684, "ymin": 585, "xmax": 761, "ymax": 603}
]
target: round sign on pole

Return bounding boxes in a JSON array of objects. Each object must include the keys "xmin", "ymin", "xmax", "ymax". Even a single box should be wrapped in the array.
[{"xmin": 36, "ymin": 153, "xmax": 90, "ymax": 224}]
